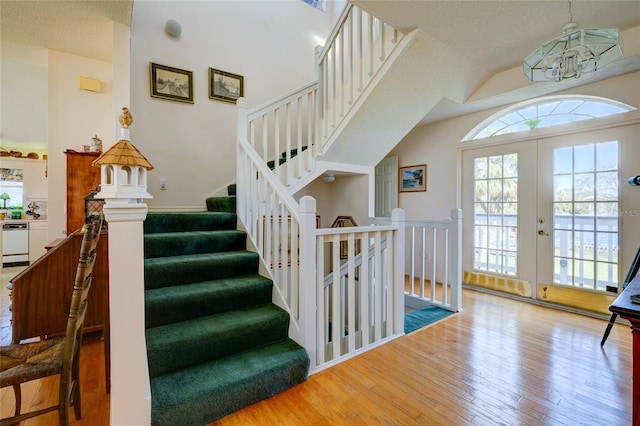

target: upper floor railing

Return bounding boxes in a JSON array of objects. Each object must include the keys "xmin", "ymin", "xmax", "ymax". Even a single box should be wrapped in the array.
[
  {"xmin": 241, "ymin": 3, "xmax": 408, "ymax": 188},
  {"xmin": 372, "ymin": 209, "xmax": 463, "ymax": 312}
]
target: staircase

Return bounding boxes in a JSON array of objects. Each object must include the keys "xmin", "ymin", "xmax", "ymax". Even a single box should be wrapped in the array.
[{"xmin": 143, "ymin": 184, "xmax": 310, "ymax": 425}]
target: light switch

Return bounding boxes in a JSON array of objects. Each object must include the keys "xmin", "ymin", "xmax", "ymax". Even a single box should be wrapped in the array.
[{"xmin": 160, "ymin": 178, "xmax": 167, "ymax": 190}]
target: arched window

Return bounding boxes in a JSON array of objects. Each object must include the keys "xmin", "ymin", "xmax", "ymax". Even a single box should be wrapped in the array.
[{"xmin": 464, "ymin": 95, "xmax": 635, "ymax": 141}]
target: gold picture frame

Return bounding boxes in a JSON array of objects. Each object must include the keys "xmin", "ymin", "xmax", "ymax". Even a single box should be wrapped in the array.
[
  {"xmin": 400, "ymin": 164, "xmax": 427, "ymax": 192},
  {"xmin": 149, "ymin": 62, "xmax": 194, "ymax": 103},
  {"xmin": 209, "ymin": 68, "xmax": 244, "ymax": 103},
  {"xmin": 331, "ymin": 216, "xmax": 360, "ymax": 259}
]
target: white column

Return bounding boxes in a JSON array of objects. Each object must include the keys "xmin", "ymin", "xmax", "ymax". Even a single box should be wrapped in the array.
[
  {"xmin": 391, "ymin": 208, "xmax": 405, "ymax": 335},
  {"xmin": 450, "ymin": 207, "xmax": 463, "ymax": 312},
  {"xmin": 299, "ymin": 196, "xmax": 317, "ymax": 369},
  {"xmin": 105, "ymin": 201, "xmax": 151, "ymax": 426}
]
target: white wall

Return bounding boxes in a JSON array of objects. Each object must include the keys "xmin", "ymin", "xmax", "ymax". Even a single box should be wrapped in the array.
[
  {"xmin": 389, "ymin": 71, "xmax": 640, "ymax": 221},
  {"xmin": 296, "ymin": 173, "xmax": 370, "ymax": 228},
  {"xmin": 47, "ymin": 50, "xmax": 113, "ymax": 241},
  {"xmin": 389, "ymin": 70, "xmax": 640, "ymax": 280},
  {"xmin": 129, "ymin": 0, "xmax": 335, "ymax": 211}
]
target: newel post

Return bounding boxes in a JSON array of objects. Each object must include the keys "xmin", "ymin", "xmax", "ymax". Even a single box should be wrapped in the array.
[
  {"xmin": 93, "ymin": 107, "xmax": 153, "ymax": 425},
  {"xmin": 236, "ymin": 98, "xmax": 248, "ymax": 221},
  {"xmin": 299, "ymin": 196, "xmax": 317, "ymax": 368},
  {"xmin": 450, "ymin": 208, "xmax": 463, "ymax": 312},
  {"xmin": 391, "ymin": 208, "xmax": 406, "ymax": 335}
]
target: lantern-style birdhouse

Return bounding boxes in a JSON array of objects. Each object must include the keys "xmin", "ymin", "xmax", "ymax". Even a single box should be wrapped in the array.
[{"xmin": 92, "ymin": 107, "xmax": 154, "ymax": 203}]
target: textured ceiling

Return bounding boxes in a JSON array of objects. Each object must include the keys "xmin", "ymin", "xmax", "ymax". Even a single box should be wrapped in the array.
[
  {"xmin": 354, "ymin": 0, "xmax": 640, "ymax": 76},
  {"xmin": 1, "ymin": 0, "xmax": 133, "ymax": 64},
  {"xmin": 2, "ymin": 0, "xmax": 639, "ymax": 124}
]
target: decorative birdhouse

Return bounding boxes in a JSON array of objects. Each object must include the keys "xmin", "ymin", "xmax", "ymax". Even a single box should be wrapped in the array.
[{"xmin": 92, "ymin": 107, "xmax": 154, "ymax": 203}]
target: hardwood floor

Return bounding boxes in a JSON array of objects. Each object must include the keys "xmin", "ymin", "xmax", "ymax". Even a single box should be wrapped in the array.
[
  {"xmin": 212, "ymin": 289, "xmax": 633, "ymax": 426},
  {"xmin": 1, "ymin": 273, "xmax": 633, "ymax": 425}
]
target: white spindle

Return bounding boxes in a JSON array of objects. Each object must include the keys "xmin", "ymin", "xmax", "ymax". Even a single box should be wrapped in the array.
[
  {"xmin": 347, "ymin": 233, "xmax": 356, "ymax": 351},
  {"xmin": 316, "ymin": 234, "xmax": 325, "ymax": 365},
  {"xmin": 285, "ymin": 103, "xmax": 292, "ymax": 185},
  {"xmin": 331, "ymin": 234, "xmax": 341, "ymax": 359},
  {"xmin": 431, "ymin": 227, "xmax": 437, "ymax": 302}
]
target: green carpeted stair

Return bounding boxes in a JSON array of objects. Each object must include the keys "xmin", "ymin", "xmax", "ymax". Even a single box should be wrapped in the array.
[{"xmin": 144, "ymin": 184, "xmax": 309, "ymax": 425}]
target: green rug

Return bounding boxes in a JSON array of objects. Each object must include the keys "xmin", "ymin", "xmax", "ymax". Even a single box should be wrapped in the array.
[{"xmin": 404, "ymin": 305, "xmax": 455, "ymax": 334}]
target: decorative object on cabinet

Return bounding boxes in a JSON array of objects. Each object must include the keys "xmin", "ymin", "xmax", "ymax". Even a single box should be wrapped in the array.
[
  {"xmin": 399, "ymin": 164, "xmax": 427, "ymax": 192},
  {"xmin": 65, "ymin": 150, "xmax": 101, "ymax": 234},
  {"xmin": 209, "ymin": 68, "xmax": 244, "ymax": 103},
  {"xmin": 90, "ymin": 135, "xmax": 103, "ymax": 152},
  {"xmin": 84, "ymin": 189, "xmax": 105, "ymax": 225},
  {"xmin": 149, "ymin": 62, "xmax": 194, "ymax": 103}
]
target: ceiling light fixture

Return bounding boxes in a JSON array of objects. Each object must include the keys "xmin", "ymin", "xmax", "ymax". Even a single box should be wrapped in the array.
[
  {"xmin": 322, "ymin": 173, "xmax": 335, "ymax": 183},
  {"xmin": 523, "ymin": 1, "xmax": 623, "ymax": 82},
  {"xmin": 165, "ymin": 19, "xmax": 182, "ymax": 38}
]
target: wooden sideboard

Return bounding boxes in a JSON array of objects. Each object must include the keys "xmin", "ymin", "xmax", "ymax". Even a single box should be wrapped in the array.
[
  {"xmin": 609, "ymin": 273, "xmax": 640, "ymax": 425},
  {"xmin": 65, "ymin": 150, "xmax": 101, "ymax": 234}
]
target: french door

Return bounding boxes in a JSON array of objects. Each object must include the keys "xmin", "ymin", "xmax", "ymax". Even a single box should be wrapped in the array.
[{"xmin": 462, "ymin": 124, "xmax": 640, "ymax": 296}]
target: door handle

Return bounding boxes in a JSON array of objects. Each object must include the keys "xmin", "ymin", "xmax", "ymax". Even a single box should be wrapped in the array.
[{"xmin": 538, "ymin": 230, "xmax": 550, "ymax": 236}]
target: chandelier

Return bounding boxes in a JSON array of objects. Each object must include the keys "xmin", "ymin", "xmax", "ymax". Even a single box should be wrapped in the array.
[{"xmin": 523, "ymin": 1, "xmax": 623, "ymax": 82}]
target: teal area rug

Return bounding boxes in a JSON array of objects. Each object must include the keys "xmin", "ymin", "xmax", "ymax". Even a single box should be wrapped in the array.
[{"xmin": 404, "ymin": 305, "xmax": 455, "ymax": 334}]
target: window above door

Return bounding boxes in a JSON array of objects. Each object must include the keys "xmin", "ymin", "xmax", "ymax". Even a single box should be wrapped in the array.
[{"xmin": 464, "ymin": 95, "xmax": 635, "ymax": 141}]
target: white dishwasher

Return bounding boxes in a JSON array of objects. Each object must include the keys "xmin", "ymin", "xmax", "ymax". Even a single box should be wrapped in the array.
[{"xmin": 2, "ymin": 222, "xmax": 29, "ymax": 265}]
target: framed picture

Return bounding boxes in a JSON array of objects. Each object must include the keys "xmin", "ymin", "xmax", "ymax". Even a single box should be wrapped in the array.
[
  {"xmin": 331, "ymin": 216, "xmax": 360, "ymax": 259},
  {"xmin": 149, "ymin": 62, "xmax": 194, "ymax": 103},
  {"xmin": 209, "ymin": 68, "xmax": 244, "ymax": 103},
  {"xmin": 400, "ymin": 164, "xmax": 427, "ymax": 192}
]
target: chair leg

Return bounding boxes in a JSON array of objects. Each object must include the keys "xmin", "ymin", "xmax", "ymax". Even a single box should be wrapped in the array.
[
  {"xmin": 12, "ymin": 384, "xmax": 21, "ymax": 417},
  {"xmin": 8, "ymin": 383, "xmax": 22, "ymax": 426},
  {"xmin": 600, "ymin": 313, "xmax": 618, "ymax": 347},
  {"xmin": 71, "ymin": 355, "xmax": 82, "ymax": 421}
]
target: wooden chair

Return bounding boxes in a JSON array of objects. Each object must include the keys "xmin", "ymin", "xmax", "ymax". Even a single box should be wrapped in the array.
[{"xmin": 0, "ymin": 214, "xmax": 104, "ymax": 425}]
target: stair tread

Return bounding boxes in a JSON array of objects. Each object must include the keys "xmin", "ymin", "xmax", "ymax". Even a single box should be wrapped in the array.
[
  {"xmin": 150, "ymin": 338, "xmax": 309, "ymax": 426},
  {"xmin": 145, "ymin": 211, "xmax": 237, "ymax": 234},
  {"xmin": 146, "ymin": 303, "xmax": 287, "ymax": 342},
  {"xmin": 145, "ymin": 275, "xmax": 273, "ymax": 328},
  {"xmin": 144, "ymin": 230, "xmax": 247, "ymax": 258},
  {"xmin": 145, "ymin": 250, "xmax": 255, "ymax": 265},
  {"xmin": 146, "ymin": 304, "xmax": 290, "ymax": 377}
]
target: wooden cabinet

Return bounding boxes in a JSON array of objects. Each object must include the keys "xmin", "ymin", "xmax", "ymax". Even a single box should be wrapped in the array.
[{"xmin": 65, "ymin": 150, "xmax": 101, "ymax": 234}]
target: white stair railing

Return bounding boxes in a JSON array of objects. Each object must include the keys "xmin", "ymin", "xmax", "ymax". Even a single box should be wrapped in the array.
[
  {"xmin": 313, "ymin": 209, "xmax": 405, "ymax": 370},
  {"xmin": 316, "ymin": 4, "xmax": 406, "ymax": 154},
  {"xmin": 242, "ymin": 4, "xmax": 407, "ymax": 189},
  {"xmin": 371, "ymin": 208, "xmax": 463, "ymax": 312},
  {"xmin": 235, "ymin": 3, "xmax": 416, "ymax": 371}
]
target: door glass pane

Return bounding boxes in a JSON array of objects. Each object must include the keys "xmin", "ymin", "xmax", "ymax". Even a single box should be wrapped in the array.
[
  {"xmin": 552, "ymin": 141, "xmax": 619, "ymax": 291},
  {"xmin": 473, "ymin": 153, "xmax": 518, "ymax": 276}
]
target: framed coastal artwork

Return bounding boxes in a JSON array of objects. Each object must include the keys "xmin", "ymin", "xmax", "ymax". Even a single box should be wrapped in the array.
[
  {"xmin": 399, "ymin": 164, "xmax": 427, "ymax": 192},
  {"xmin": 150, "ymin": 62, "xmax": 194, "ymax": 103}
]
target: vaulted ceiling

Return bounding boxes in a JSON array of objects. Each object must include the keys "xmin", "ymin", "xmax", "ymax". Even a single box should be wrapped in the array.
[{"xmin": 2, "ymin": 0, "xmax": 639, "ymax": 125}]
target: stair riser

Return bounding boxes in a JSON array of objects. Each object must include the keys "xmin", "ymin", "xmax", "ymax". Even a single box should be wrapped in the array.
[
  {"xmin": 146, "ymin": 306, "xmax": 290, "ymax": 377},
  {"xmin": 144, "ymin": 230, "xmax": 246, "ymax": 258},
  {"xmin": 144, "ymin": 252, "xmax": 259, "ymax": 290},
  {"xmin": 145, "ymin": 212, "xmax": 237, "ymax": 234},
  {"xmin": 145, "ymin": 277, "xmax": 273, "ymax": 329}
]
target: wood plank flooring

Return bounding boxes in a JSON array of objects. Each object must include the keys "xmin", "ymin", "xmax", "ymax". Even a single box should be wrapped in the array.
[{"xmin": 1, "ymin": 272, "xmax": 633, "ymax": 425}]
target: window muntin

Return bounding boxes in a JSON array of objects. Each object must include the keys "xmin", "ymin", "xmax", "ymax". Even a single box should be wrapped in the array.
[
  {"xmin": 473, "ymin": 153, "xmax": 518, "ymax": 276},
  {"xmin": 552, "ymin": 141, "xmax": 619, "ymax": 291},
  {"xmin": 465, "ymin": 96, "xmax": 635, "ymax": 141}
]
